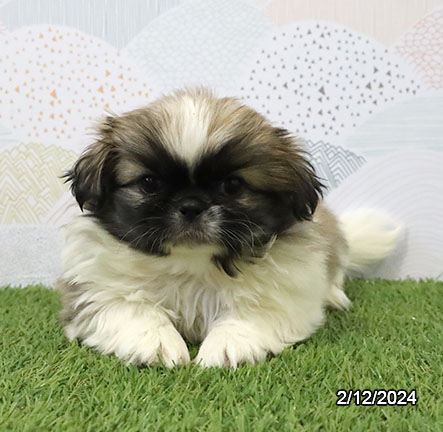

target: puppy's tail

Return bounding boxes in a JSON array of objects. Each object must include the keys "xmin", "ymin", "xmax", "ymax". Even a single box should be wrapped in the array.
[{"xmin": 339, "ymin": 209, "xmax": 403, "ymax": 277}]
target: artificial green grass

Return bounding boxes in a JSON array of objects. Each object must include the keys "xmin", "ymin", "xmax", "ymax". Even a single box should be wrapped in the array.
[{"xmin": 0, "ymin": 280, "xmax": 442, "ymax": 432}]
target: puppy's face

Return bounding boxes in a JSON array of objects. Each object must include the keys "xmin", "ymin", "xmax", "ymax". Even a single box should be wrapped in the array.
[{"xmin": 66, "ymin": 89, "xmax": 323, "ymax": 275}]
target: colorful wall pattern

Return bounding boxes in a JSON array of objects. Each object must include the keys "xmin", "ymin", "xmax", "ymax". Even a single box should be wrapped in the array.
[{"xmin": 1, "ymin": 0, "xmax": 442, "ymax": 286}]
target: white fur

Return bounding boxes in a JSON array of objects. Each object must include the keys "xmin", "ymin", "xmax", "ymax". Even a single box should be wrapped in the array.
[
  {"xmin": 340, "ymin": 209, "xmax": 403, "ymax": 277},
  {"xmin": 66, "ymin": 302, "xmax": 190, "ymax": 367},
  {"xmin": 60, "ymin": 207, "xmax": 400, "ymax": 368},
  {"xmin": 159, "ymin": 94, "xmax": 214, "ymax": 168}
]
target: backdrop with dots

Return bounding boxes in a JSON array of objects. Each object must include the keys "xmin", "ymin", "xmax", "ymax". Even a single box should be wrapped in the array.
[{"xmin": 1, "ymin": 0, "xmax": 442, "ymax": 285}]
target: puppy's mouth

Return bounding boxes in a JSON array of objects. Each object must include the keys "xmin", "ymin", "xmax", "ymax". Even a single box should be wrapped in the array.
[
  {"xmin": 171, "ymin": 227, "xmax": 216, "ymax": 245},
  {"xmin": 170, "ymin": 218, "xmax": 221, "ymax": 246}
]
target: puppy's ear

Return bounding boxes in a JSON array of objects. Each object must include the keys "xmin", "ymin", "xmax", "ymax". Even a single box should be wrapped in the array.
[
  {"xmin": 64, "ymin": 117, "xmax": 116, "ymax": 211},
  {"xmin": 274, "ymin": 128, "xmax": 324, "ymax": 221}
]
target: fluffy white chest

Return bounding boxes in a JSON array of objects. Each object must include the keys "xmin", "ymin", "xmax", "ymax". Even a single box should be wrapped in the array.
[{"xmin": 62, "ymin": 215, "xmax": 331, "ymax": 346}]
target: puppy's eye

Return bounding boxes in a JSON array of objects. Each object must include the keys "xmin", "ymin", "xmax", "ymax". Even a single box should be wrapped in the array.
[
  {"xmin": 139, "ymin": 175, "xmax": 161, "ymax": 194},
  {"xmin": 220, "ymin": 176, "xmax": 244, "ymax": 195}
]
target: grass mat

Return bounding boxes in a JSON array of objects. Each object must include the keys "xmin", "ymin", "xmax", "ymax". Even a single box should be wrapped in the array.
[{"xmin": 0, "ymin": 280, "xmax": 442, "ymax": 431}]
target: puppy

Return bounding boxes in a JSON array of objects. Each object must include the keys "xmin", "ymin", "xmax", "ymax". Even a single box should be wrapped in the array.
[{"xmin": 57, "ymin": 88, "xmax": 400, "ymax": 368}]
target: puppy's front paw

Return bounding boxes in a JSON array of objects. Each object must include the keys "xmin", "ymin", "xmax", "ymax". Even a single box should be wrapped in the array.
[
  {"xmin": 195, "ymin": 324, "xmax": 268, "ymax": 368},
  {"xmin": 122, "ymin": 325, "xmax": 191, "ymax": 367},
  {"xmin": 81, "ymin": 323, "xmax": 190, "ymax": 368}
]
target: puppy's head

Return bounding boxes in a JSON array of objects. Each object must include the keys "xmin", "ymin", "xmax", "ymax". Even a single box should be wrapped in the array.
[{"xmin": 66, "ymin": 88, "xmax": 323, "ymax": 275}]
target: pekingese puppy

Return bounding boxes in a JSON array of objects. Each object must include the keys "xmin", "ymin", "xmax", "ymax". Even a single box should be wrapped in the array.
[{"xmin": 57, "ymin": 88, "xmax": 400, "ymax": 368}]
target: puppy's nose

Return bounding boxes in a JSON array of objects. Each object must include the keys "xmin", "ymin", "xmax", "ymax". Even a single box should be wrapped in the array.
[{"xmin": 179, "ymin": 198, "xmax": 207, "ymax": 220}]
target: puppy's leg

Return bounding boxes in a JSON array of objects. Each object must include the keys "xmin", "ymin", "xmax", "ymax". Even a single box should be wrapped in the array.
[
  {"xmin": 195, "ymin": 316, "xmax": 294, "ymax": 368},
  {"xmin": 326, "ymin": 268, "xmax": 351, "ymax": 310},
  {"xmin": 195, "ymin": 283, "xmax": 330, "ymax": 368},
  {"xmin": 59, "ymin": 283, "xmax": 190, "ymax": 367},
  {"xmin": 195, "ymin": 266, "xmax": 329, "ymax": 367},
  {"xmin": 195, "ymin": 319, "xmax": 271, "ymax": 368},
  {"xmin": 315, "ymin": 205, "xmax": 351, "ymax": 310}
]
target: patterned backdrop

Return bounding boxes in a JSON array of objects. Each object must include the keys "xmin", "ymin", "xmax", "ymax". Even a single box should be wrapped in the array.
[{"xmin": 1, "ymin": 0, "xmax": 442, "ymax": 286}]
